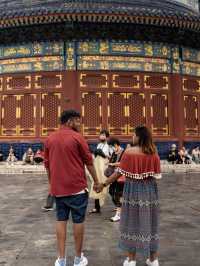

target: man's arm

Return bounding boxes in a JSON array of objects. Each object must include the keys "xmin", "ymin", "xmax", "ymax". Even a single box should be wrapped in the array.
[
  {"xmin": 86, "ymin": 163, "xmax": 101, "ymax": 192},
  {"xmin": 77, "ymin": 134, "xmax": 102, "ymax": 192}
]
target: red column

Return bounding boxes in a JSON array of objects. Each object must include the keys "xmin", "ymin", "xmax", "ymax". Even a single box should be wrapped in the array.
[
  {"xmin": 63, "ymin": 71, "xmax": 80, "ymax": 111},
  {"xmin": 170, "ymin": 74, "xmax": 184, "ymax": 147}
]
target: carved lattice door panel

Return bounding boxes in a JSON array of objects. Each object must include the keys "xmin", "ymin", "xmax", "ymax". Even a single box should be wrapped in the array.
[
  {"xmin": 80, "ymin": 73, "xmax": 108, "ymax": 89},
  {"xmin": 183, "ymin": 78, "xmax": 200, "ymax": 93},
  {"xmin": 41, "ymin": 93, "xmax": 61, "ymax": 136},
  {"xmin": 112, "ymin": 74, "xmax": 140, "ymax": 89},
  {"xmin": 126, "ymin": 93, "xmax": 146, "ymax": 134},
  {"xmin": 81, "ymin": 92, "xmax": 102, "ymax": 135},
  {"xmin": 5, "ymin": 75, "xmax": 31, "ymax": 91},
  {"xmin": 1, "ymin": 95, "xmax": 18, "ymax": 136},
  {"xmin": 184, "ymin": 95, "xmax": 199, "ymax": 136},
  {"xmin": 144, "ymin": 75, "xmax": 169, "ymax": 90},
  {"xmin": 150, "ymin": 93, "xmax": 169, "ymax": 135},
  {"xmin": 18, "ymin": 94, "xmax": 36, "ymax": 136},
  {"xmin": 34, "ymin": 74, "xmax": 62, "ymax": 90},
  {"xmin": 107, "ymin": 93, "xmax": 127, "ymax": 135}
]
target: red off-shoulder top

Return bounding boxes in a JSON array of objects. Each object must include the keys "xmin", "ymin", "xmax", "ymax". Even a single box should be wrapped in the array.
[{"xmin": 117, "ymin": 151, "xmax": 161, "ymax": 180}]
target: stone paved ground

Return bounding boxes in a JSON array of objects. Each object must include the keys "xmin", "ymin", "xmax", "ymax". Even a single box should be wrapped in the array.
[{"xmin": 0, "ymin": 173, "xmax": 200, "ymax": 266}]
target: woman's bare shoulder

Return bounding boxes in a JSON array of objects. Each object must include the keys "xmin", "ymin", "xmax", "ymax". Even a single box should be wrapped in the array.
[{"xmin": 126, "ymin": 146, "xmax": 142, "ymax": 154}]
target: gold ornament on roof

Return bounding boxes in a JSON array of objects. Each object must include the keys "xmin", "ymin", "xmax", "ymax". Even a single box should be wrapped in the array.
[
  {"xmin": 33, "ymin": 43, "xmax": 42, "ymax": 54},
  {"xmin": 80, "ymin": 42, "xmax": 89, "ymax": 53},
  {"xmin": 99, "ymin": 42, "xmax": 109, "ymax": 54},
  {"xmin": 144, "ymin": 45, "xmax": 153, "ymax": 56},
  {"xmin": 18, "ymin": 47, "xmax": 30, "ymax": 55},
  {"xmin": 162, "ymin": 46, "xmax": 168, "ymax": 56}
]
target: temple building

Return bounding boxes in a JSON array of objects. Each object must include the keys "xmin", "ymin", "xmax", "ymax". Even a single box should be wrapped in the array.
[{"xmin": 0, "ymin": 0, "xmax": 200, "ymax": 158}]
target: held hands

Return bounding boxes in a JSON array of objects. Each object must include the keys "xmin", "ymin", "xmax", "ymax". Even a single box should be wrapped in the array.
[{"xmin": 93, "ymin": 182, "xmax": 104, "ymax": 193}]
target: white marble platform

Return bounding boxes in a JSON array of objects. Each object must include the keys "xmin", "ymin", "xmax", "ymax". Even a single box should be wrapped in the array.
[{"xmin": 0, "ymin": 161, "xmax": 199, "ymax": 175}]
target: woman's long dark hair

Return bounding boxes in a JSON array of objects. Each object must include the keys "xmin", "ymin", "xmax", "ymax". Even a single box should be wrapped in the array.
[{"xmin": 134, "ymin": 126, "xmax": 156, "ymax": 155}]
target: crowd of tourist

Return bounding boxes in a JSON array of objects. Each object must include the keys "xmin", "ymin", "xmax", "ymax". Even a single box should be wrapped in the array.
[
  {"xmin": 168, "ymin": 144, "xmax": 200, "ymax": 164},
  {"xmin": 0, "ymin": 146, "xmax": 44, "ymax": 165},
  {"xmin": 1, "ymin": 140, "xmax": 199, "ymax": 168}
]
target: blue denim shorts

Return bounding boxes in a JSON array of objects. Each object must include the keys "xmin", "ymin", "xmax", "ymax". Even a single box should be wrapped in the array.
[{"xmin": 55, "ymin": 193, "xmax": 88, "ymax": 224}]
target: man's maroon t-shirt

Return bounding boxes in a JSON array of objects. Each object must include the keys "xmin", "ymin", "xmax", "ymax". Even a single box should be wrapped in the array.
[{"xmin": 44, "ymin": 127, "xmax": 93, "ymax": 197}]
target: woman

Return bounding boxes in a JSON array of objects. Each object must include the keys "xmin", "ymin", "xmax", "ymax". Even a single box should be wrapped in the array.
[
  {"xmin": 22, "ymin": 147, "xmax": 34, "ymax": 165},
  {"xmin": 192, "ymin": 147, "xmax": 200, "ymax": 164},
  {"xmin": 34, "ymin": 148, "xmax": 44, "ymax": 164},
  {"xmin": 90, "ymin": 129, "xmax": 112, "ymax": 213},
  {"xmin": 100, "ymin": 126, "xmax": 161, "ymax": 266},
  {"xmin": 107, "ymin": 137, "xmax": 124, "ymax": 222},
  {"xmin": 177, "ymin": 147, "xmax": 191, "ymax": 164},
  {"xmin": 7, "ymin": 146, "xmax": 17, "ymax": 165}
]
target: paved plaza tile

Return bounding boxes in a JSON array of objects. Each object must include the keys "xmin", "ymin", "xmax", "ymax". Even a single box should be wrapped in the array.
[{"xmin": 0, "ymin": 173, "xmax": 200, "ymax": 266}]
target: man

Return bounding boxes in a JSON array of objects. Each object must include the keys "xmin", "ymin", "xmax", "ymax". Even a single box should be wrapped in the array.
[
  {"xmin": 44, "ymin": 110, "xmax": 100, "ymax": 266},
  {"xmin": 168, "ymin": 144, "xmax": 178, "ymax": 164}
]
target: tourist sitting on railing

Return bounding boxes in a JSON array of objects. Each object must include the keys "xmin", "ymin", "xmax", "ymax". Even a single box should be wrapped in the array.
[
  {"xmin": 6, "ymin": 146, "xmax": 17, "ymax": 165},
  {"xmin": 34, "ymin": 148, "xmax": 44, "ymax": 164},
  {"xmin": 0, "ymin": 150, "xmax": 4, "ymax": 162},
  {"xmin": 22, "ymin": 147, "xmax": 34, "ymax": 165},
  {"xmin": 184, "ymin": 148, "xmax": 192, "ymax": 164},
  {"xmin": 177, "ymin": 147, "xmax": 192, "ymax": 164},
  {"xmin": 126, "ymin": 142, "xmax": 134, "ymax": 150},
  {"xmin": 168, "ymin": 144, "xmax": 178, "ymax": 164},
  {"xmin": 192, "ymin": 147, "xmax": 200, "ymax": 164}
]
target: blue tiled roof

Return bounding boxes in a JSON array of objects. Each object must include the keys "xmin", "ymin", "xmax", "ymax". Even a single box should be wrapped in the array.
[
  {"xmin": 0, "ymin": 0, "xmax": 199, "ymax": 17},
  {"xmin": 0, "ymin": 0, "xmax": 199, "ymax": 30},
  {"xmin": 0, "ymin": 0, "xmax": 198, "ymax": 17}
]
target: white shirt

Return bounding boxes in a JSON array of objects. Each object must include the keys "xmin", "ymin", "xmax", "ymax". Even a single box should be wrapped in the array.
[{"xmin": 97, "ymin": 142, "xmax": 113, "ymax": 158}]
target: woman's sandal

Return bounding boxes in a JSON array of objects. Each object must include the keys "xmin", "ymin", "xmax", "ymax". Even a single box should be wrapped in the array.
[{"xmin": 89, "ymin": 208, "xmax": 100, "ymax": 214}]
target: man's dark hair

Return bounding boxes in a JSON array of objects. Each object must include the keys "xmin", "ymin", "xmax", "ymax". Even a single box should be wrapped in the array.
[
  {"xmin": 100, "ymin": 129, "xmax": 110, "ymax": 138},
  {"xmin": 108, "ymin": 137, "xmax": 120, "ymax": 147},
  {"xmin": 60, "ymin": 110, "xmax": 80, "ymax": 124}
]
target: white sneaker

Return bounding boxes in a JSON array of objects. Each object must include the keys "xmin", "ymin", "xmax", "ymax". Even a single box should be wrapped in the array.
[
  {"xmin": 110, "ymin": 213, "xmax": 120, "ymax": 222},
  {"xmin": 146, "ymin": 258, "xmax": 159, "ymax": 266},
  {"xmin": 55, "ymin": 258, "xmax": 66, "ymax": 266},
  {"xmin": 74, "ymin": 254, "xmax": 88, "ymax": 266},
  {"xmin": 123, "ymin": 258, "xmax": 136, "ymax": 266}
]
